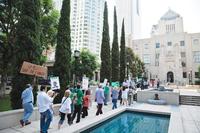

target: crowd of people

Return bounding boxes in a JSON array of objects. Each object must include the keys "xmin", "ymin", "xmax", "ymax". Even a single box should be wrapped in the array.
[{"xmin": 20, "ymin": 82, "xmax": 137, "ymax": 133}]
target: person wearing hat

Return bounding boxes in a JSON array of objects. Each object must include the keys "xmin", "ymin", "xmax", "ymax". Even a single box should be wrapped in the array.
[{"xmin": 20, "ymin": 84, "xmax": 34, "ymax": 127}]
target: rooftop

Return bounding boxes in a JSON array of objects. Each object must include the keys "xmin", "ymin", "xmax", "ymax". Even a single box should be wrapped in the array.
[{"xmin": 160, "ymin": 9, "xmax": 180, "ymax": 21}]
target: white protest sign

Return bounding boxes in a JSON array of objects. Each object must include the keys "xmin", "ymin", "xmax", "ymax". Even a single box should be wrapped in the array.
[
  {"xmin": 82, "ymin": 76, "xmax": 89, "ymax": 90},
  {"xmin": 103, "ymin": 78, "xmax": 108, "ymax": 87},
  {"xmin": 50, "ymin": 77, "xmax": 60, "ymax": 90}
]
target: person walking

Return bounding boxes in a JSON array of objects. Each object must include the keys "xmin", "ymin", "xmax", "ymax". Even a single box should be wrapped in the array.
[
  {"xmin": 122, "ymin": 86, "xmax": 128, "ymax": 106},
  {"xmin": 95, "ymin": 85, "xmax": 105, "ymax": 116},
  {"xmin": 157, "ymin": 79, "xmax": 160, "ymax": 88},
  {"xmin": 103, "ymin": 83, "xmax": 110, "ymax": 105},
  {"xmin": 111, "ymin": 87, "xmax": 118, "ymax": 110},
  {"xmin": 118, "ymin": 87, "xmax": 122, "ymax": 105},
  {"xmin": 72, "ymin": 84, "xmax": 83, "ymax": 123},
  {"xmin": 58, "ymin": 90, "xmax": 72, "ymax": 129},
  {"xmin": 37, "ymin": 86, "xmax": 57, "ymax": 133},
  {"xmin": 82, "ymin": 90, "xmax": 91, "ymax": 118},
  {"xmin": 20, "ymin": 84, "xmax": 34, "ymax": 127},
  {"xmin": 127, "ymin": 87, "xmax": 134, "ymax": 106}
]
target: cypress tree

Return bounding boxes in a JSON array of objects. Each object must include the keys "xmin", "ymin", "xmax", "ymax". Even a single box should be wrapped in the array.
[
  {"xmin": 111, "ymin": 7, "xmax": 119, "ymax": 82},
  {"xmin": 53, "ymin": 0, "xmax": 71, "ymax": 103},
  {"xmin": 10, "ymin": 0, "xmax": 42, "ymax": 109},
  {"xmin": 120, "ymin": 19, "xmax": 126, "ymax": 83},
  {"xmin": 100, "ymin": 2, "xmax": 111, "ymax": 82}
]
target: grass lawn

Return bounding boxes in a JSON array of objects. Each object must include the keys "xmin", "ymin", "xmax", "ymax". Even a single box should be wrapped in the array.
[{"xmin": 0, "ymin": 95, "xmax": 12, "ymax": 112}]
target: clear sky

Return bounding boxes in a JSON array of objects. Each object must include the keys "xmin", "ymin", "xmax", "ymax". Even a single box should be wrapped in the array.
[{"xmin": 107, "ymin": 0, "xmax": 200, "ymax": 39}]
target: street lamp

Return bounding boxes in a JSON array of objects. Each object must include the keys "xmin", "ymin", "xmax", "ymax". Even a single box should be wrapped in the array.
[{"xmin": 74, "ymin": 50, "xmax": 80, "ymax": 85}]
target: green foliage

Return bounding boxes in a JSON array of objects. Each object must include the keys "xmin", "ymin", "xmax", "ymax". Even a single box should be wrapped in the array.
[
  {"xmin": 100, "ymin": 2, "xmax": 111, "ymax": 82},
  {"xmin": 71, "ymin": 49, "xmax": 98, "ymax": 79},
  {"xmin": 126, "ymin": 47, "xmax": 145, "ymax": 78},
  {"xmin": 198, "ymin": 66, "xmax": 200, "ymax": 79},
  {"xmin": 120, "ymin": 19, "xmax": 126, "ymax": 83},
  {"xmin": 111, "ymin": 7, "xmax": 119, "ymax": 82},
  {"xmin": 0, "ymin": 95, "xmax": 11, "ymax": 112},
  {"xmin": 53, "ymin": 0, "xmax": 71, "ymax": 103},
  {"xmin": 10, "ymin": 0, "xmax": 42, "ymax": 109},
  {"xmin": 41, "ymin": 0, "xmax": 59, "ymax": 49}
]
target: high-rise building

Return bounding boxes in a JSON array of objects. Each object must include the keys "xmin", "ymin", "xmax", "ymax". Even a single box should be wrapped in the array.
[
  {"xmin": 132, "ymin": 9, "xmax": 200, "ymax": 85},
  {"xmin": 71, "ymin": 0, "xmax": 105, "ymax": 58},
  {"xmin": 115, "ymin": 0, "xmax": 141, "ymax": 46}
]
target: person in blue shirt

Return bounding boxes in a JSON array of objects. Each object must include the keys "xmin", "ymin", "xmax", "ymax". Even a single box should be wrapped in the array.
[{"xmin": 20, "ymin": 84, "xmax": 34, "ymax": 127}]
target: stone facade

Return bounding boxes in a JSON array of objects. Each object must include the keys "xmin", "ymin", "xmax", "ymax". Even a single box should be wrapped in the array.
[{"xmin": 131, "ymin": 9, "xmax": 200, "ymax": 85}]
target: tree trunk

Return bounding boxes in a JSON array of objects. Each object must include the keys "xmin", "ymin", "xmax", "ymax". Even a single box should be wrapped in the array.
[{"xmin": 0, "ymin": 74, "xmax": 7, "ymax": 98}]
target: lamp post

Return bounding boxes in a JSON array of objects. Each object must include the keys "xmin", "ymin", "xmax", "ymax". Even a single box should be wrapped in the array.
[{"xmin": 74, "ymin": 50, "xmax": 80, "ymax": 86}]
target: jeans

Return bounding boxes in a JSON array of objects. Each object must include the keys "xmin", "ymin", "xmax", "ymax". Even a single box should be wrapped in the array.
[
  {"xmin": 104, "ymin": 93, "xmax": 109, "ymax": 105},
  {"xmin": 72, "ymin": 104, "xmax": 82, "ymax": 123},
  {"xmin": 112, "ymin": 99, "xmax": 117, "ymax": 109},
  {"xmin": 22, "ymin": 102, "xmax": 33, "ymax": 123},
  {"xmin": 40, "ymin": 109, "xmax": 52, "ymax": 133},
  {"xmin": 96, "ymin": 104, "xmax": 103, "ymax": 115}
]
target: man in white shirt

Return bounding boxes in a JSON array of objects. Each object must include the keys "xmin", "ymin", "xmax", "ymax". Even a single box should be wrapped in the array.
[{"xmin": 37, "ymin": 86, "xmax": 57, "ymax": 133}]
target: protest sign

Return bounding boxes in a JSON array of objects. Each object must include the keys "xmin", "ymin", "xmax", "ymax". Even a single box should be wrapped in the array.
[
  {"xmin": 50, "ymin": 77, "xmax": 60, "ymax": 90},
  {"xmin": 82, "ymin": 76, "xmax": 89, "ymax": 90},
  {"xmin": 20, "ymin": 61, "xmax": 47, "ymax": 78}
]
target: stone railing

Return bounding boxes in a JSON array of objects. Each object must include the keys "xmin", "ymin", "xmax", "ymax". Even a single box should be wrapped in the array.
[{"xmin": 0, "ymin": 104, "xmax": 61, "ymax": 130}]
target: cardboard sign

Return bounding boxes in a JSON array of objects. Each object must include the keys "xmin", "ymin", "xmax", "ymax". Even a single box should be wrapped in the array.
[
  {"xmin": 82, "ymin": 76, "xmax": 89, "ymax": 90},
  {"xmin": 50, "ymin": 77, "xmax": 60, "ymax": 90},
  {"xmin": 20, "ymin": 61, "xmax": 47, "ymax": 78}
]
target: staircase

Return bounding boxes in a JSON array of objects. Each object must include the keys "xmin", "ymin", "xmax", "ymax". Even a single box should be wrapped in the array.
[{"xmin": 179, "ymin": 95, "xmax": 200, "ymax": 106}]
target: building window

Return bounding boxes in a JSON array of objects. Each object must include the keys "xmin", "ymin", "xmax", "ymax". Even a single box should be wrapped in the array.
[
  {"xmin": 144, "ymin": 44, "xmax": 148, "ymax": 49},
  {"xmin": 193, "ymin": 39, "xmax": 199, "ymax": 45},
  {"xmin": 195, "ymin": 72, "xmax": 200, "ymax": 78},
  {"xmin": 156, "ymin": 43, "xmax": 160, "ymax": 48},
  {"xmin": 193, "ymin": 51, "xmax": 200, "ymax": 63},
  {"xmin": 180, "ymin": 41, "xmax": 185, "ymax": 46},
  {"xmin": 155, "ymin": 53, "xmax": 160, "ymax": 59},
  {"xmin": 155, "ymin": 61, "xmax": 159, "ymax": 66},
  {"xmin": 181, "ymin": 61, "xmax": 186, "ymax": 67},
  {"xmin": 167, "ymin": 42, "xmax": 172, "ymax": 46},
  {"xmin": 183, "ymin": 72, "xmax": 187, "ymax": 78},
  {"xmin": 143, "ymin": 54, "xmax": 150, "ymax": 64},
  {"xmin": 180, "ymin": 52, "xmax": 186, "ymax": 58}
]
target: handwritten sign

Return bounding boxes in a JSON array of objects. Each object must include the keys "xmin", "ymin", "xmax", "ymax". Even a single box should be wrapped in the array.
[
  {"xmin": 20, "ymin": 61, "xmax": 47, "ymax": 78},
  {"xmin": 50, "ymin": 77, "xmax": 60, "ymax": 90},
  {"xmin": 82, "ymin": 76, "xmax": 89, "ymax": 90}
]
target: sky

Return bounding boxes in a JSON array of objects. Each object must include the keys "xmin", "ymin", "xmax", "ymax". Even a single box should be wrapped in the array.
[{"xmin": 107, "ymin": 0, "xmax": 200, "ymax": 39}]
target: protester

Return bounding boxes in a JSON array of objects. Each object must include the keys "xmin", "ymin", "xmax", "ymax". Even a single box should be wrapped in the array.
[
  {"xmin": 37, "ymin": 86, "xmax": 57, "ymax": 133},
  {"xmin": 95, "ymin": 85, "xmax": 105, "ymax": 116},
  {"xmin": 47, "ymin": 90, "xmax": 55, "ymax": 128},
  {"xmin": 20, "ymin": 84, "xmax": 34, "ymax": 127},
  {"xmin": 127, "ymin": 87, "xmax": 134, "ymax": 106},
  {"xmin": 82, "ymin": 90, "xmax": 91, "ymax": 118},
  {"xmin": 111, "ymin": 87, "xmax": 119, "ymax": 110},
  {"xmin": 58, "ymin": 90, "xmax": 72, "ymax": 129},
  {"xmin": 103, "ymin": 83, "xmax": 110, "ymax": 105},
  {"xmin": 157, "ymin": 79, "xmax": 160, "ymax": 88},
  {"xmin": 72, "ymin": 84, "xmax": 83, "ymax": 123},
  {"xmin": 122, "ymin": 86, "xmax": 128, "ymax": 106},
  {"xmin": 118, "ymin": 87, "xmax": 122, "ymax": 105}
]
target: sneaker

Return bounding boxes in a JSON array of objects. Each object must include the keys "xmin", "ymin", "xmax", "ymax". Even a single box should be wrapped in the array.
[
  {"xmin": 20, "ymin": 120, "xmax": 24, "ymax": 127},
  {"xmin": 25, "ymin": 121, "xmax": 31, "ymax": 125}
]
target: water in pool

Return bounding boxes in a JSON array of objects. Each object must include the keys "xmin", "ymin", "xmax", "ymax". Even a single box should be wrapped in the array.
[{"xmin": 82, "ymin": 111, "xmax": 170, "ymax": 133}]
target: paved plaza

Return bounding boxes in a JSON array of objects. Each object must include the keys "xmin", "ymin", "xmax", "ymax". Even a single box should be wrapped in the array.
[{"xmin": 0, "ymin": 100, "xmax": 200, "ymax": 133}]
